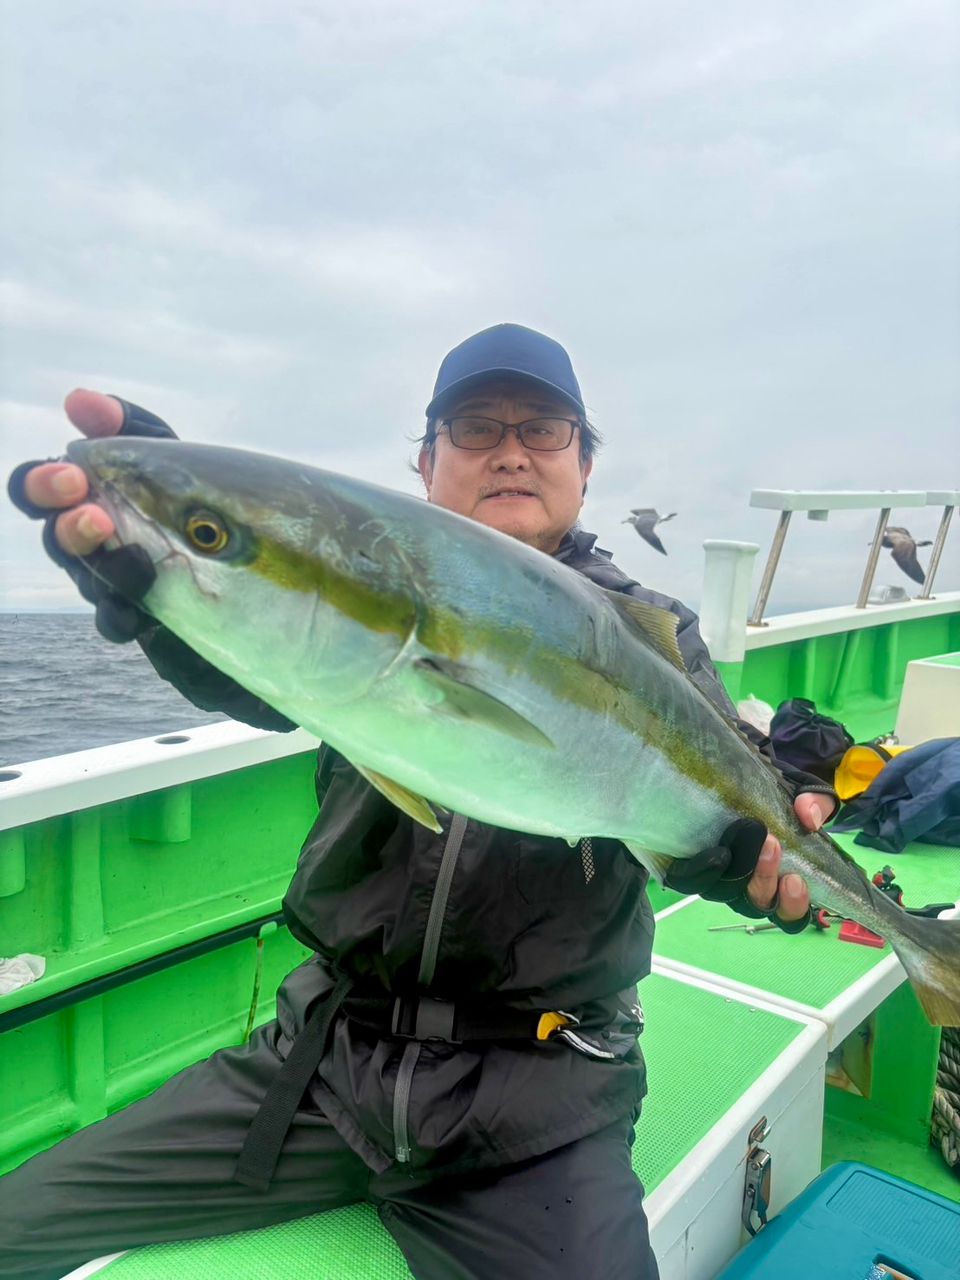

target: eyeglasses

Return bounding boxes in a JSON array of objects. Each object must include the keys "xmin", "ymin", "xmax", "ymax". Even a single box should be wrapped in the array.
[{"xmin": 438, "ymin": 416, "xmax": 581, "ymax": 451}]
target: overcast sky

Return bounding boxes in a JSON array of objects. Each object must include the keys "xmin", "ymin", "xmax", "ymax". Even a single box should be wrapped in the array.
[{"xmin": 2, "ymin": 0, "xmax": 958, "ymax": 618}]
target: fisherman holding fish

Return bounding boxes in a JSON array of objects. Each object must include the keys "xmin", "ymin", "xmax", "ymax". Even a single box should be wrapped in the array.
[{"xmin": 5, "ymin": 324, "xmax": 849, "ymax": 1280}]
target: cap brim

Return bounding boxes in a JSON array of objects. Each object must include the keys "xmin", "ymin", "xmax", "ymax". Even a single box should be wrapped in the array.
[{"xmin": 426, "ymin": 368, "xmax": 584, "ymax": 420}]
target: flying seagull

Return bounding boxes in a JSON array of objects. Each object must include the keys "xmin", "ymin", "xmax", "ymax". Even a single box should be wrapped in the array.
[
  {"xmin": 881, "ymin": 526, "xmax": 932, "ymax": 585},
  {"xmin": 623, "ymin": 508, "xmax": 677, "ymax": 555}
]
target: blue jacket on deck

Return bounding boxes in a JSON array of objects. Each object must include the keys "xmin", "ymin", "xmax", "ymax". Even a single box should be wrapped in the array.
[{"xmin": 832, "ymin": 738, "xmax": 960, "ymax": 854}]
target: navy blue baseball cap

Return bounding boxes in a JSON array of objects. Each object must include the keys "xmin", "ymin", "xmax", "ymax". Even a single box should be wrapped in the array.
[{"xmin": 425, "ymin": 323, "xmax": 585, "ymax": 419}]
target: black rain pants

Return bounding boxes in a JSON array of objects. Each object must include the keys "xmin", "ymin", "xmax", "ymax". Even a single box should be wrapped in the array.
[{"xmin": 0, "ymin": 1021, "xmax": 658, "ymax": 1280}]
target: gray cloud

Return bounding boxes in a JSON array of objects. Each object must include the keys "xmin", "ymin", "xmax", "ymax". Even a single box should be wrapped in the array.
[{"xmin": 2, "ymin": 0, "xmax": 958, "ymax": 617}]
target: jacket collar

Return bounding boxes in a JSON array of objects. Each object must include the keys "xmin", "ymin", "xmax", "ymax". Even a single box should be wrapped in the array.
[{"xmin": 553, "ymin": 526, "xmax": 614, "ymax": 566}]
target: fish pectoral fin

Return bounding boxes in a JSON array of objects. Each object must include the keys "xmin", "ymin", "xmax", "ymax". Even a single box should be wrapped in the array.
[
  {"xmin": 414, "ymin": 657, "xmax": 555, "ymax": 749},
  {"xmin": 623, "ymin": 842, "xmax": 674, "ymax": 884},
  {"xmin": 352, "ymin": 764, "xmax": 443, "ymax": 833},
  {"xmin": 602, "ymin": 591, "xmax": 686, "ymax": 672}
]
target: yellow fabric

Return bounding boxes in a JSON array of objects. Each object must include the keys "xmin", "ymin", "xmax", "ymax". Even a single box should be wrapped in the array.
[{"xmin": 834, "ymin": 742, "xmax": 913, "ymax": 801}]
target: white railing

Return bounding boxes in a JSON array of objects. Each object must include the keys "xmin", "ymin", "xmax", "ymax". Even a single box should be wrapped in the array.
[
  {"xmin": 699, "ymin": 487, "xmax": 960, "ymax": 665},
  {"xmin": 746, "ymin": 489, "xmax": 957, "ymax": 625}
]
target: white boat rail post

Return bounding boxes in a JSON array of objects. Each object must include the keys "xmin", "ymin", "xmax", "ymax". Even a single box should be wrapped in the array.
[
  {"xmin": 917, "ymin": 491, "xmax": 958, "ymax": 600},
  {"xmin": 747, "ymin": 511, "xmax": 791, "ymax": 627},
  {"xmin": 700, "ymin": 541, "xmax": 760, "ymax": 665},
  {"xmin": 747, "ymin": 490, "xmax": 929, "ymax": 625},
  {"xmin": 854, "ymin": 507, "xmax": 892, "ymax": 609}
]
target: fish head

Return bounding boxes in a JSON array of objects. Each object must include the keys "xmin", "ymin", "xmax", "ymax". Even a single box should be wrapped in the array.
[{"xmin": 66, "ymin": 436, "xmax": 420, "ymax": 715}]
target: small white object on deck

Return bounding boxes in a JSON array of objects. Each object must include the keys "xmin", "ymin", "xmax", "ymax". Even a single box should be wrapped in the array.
[
  {"xmin": 736, "ymin": 695, "xmax": 775, "ymax": 736},
  {"xmin": 0, "ymin": 952, "xmax": 45, "ymax": 997}
]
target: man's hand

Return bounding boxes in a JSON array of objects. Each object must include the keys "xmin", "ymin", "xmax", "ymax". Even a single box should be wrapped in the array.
[
  {"xmin": 8, "ymin": 389, "xmax": 176, "ymax": 641},
  {"xmin": 16, "ymin": 389, "xmax": 123, "ymax": 556},
  {"xmin": 663, "ymin": 791, "xmax": 836, "ymax": 932},
  {"xmin": 745, "ymin": 792, "xmax": 834, "ymax": 927}
]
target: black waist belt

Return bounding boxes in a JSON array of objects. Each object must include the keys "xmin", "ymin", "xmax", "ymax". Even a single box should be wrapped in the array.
[
  {"xmin": 234, "ymin": 982, "xmax": 572, "ymax": 1192},
  {"xmin": 345, "ymin": 994, "xmax": 563, "ymax": 1044}
]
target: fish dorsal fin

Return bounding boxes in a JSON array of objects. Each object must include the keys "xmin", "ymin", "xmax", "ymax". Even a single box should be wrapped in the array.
[
  {"xmin": 603, "ymin": 590, "xmax": 686, "ymax": 672},
  {"xmin": 414, "ymin": 656, "xmax": 555, "ymax": 750},
  {"xmin": 352, "ymin": 763, "xmax": 443, "ymax": 833}
]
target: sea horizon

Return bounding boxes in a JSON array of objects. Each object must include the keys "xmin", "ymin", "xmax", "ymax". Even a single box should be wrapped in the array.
[{"xmin": 1, "ymin": 612, "xmax": 228, "ymax": 765}]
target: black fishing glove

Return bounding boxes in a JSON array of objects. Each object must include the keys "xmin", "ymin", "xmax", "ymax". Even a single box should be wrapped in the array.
[
  {"xmin": 7, "ymin": 398, "xmax": 175, "ymax": 643},
  {"xmin": 664, "ymin": 817, "xmax": 811, "ymax": 935}
]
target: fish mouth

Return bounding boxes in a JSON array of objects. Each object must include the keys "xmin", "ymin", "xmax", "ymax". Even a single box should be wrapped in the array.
[
  {"xmin": 66, "ymin": 449, "xmax": 151, "ymax": 548},
  {"xmin": 65, "ymin": 441, "xmax": 213, "ymax": 599},
  {"xmin": 93, "ymin": 476, "xmax": 197, "ymax": 585}
]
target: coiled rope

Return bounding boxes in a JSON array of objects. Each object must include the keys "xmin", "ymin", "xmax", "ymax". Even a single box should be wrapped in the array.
[{"xmin": 932, "ymin": 1026, "xmax": 960, "ymax": 1173}]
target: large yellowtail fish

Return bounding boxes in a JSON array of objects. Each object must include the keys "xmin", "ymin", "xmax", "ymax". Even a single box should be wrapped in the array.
[{"xmin": 67, "ymin": 437, "xmax": 960, "ymax": 1025}]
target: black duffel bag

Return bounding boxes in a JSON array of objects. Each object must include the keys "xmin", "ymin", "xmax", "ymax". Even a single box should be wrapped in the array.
[{"xmin": 769, "ymin": 698, "xmax": 854, "ymax": 785}]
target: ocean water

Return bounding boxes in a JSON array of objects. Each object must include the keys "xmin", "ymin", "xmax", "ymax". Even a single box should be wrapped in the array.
[{"xmin": 0, "ymin": 612, "xmax": 228, "ymax": 766}]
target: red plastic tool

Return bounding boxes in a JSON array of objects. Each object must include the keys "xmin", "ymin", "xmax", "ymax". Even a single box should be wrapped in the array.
[{"xmin": 838, "ymin": 920, "xmax": 886, "ymax": 948}]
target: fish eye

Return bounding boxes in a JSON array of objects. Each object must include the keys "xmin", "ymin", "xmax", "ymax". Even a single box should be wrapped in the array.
[{"xmin": 185, "ymin": 512, "xmax": 230, "ymax": 554}]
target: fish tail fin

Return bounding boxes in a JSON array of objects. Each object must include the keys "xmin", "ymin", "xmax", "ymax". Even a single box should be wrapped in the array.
[{"xmin": 886, "ymin": 907, "xmax": 960, "ymax": 1025}]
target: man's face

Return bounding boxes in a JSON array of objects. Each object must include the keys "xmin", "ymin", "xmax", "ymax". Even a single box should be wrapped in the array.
[{"xmin": 417, "ymin": 380, "xmax": 592, "ymax": 554}]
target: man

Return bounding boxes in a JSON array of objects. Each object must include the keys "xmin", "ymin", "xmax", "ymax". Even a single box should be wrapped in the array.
[{"xmin": 3, "ymin": 324, "xmax": 836, "ymax": 1280}]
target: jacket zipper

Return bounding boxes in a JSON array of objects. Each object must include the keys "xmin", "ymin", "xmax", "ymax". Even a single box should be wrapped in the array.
[
  {"xmin": 419, "ymin": 813, "xmax": 468, "ymax": 986},
  {"xmin": 393, "ymin": 1041, "xmax": 421, "ymax": 1163},
  {"xmin": 393, "ymin": 811, "xmax": 468, "ymax": 1162}
]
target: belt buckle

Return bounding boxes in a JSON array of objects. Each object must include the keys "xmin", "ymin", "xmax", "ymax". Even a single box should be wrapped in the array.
[{"xmin": 391, "ymin": 996, "xmax": 460, "ymax": 1043}]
